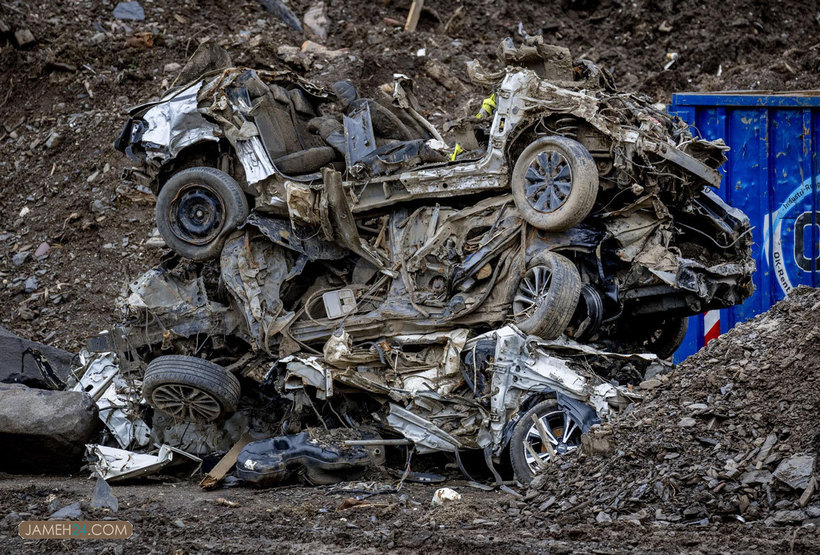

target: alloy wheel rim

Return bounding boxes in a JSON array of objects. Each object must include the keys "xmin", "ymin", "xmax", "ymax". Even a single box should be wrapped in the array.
[
  {"xmin": 522, "ymin": 409, "xmax": 583, "ymax": 472},
  {"xmin": 513, "ymin": 265, "xmax": 553, "ymax": 319},
  {"xmin": 523, "ymin": 149, "xmax": 573, "ymax": 213},
  {"xmin": 151, "ymin": 383, "xmax": 223, "ymax": 422}
]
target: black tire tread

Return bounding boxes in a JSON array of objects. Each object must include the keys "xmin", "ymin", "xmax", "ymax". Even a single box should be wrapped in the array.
[
  {"xmin": 514, "ymin": 251, "xmax": 582, "ymax": 340},
  {"xmin": 155, "ymin": 167, "xmax": 249, "ymax": 261},
  {"xmin": 649, "ymin": 316, "xmax": 689, "ymax": 359},
  {"xmin": 143, "ymin": 355, "xmax": 241, "ymax": 414}
]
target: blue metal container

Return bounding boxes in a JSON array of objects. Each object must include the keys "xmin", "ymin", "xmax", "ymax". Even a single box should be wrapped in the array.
[{"xmin": 668, "ymin": 92, "xmax": 820, "ymax": 362}]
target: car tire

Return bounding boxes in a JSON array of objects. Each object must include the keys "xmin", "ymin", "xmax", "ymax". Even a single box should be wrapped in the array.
[
  {"xmin": 509, "ymin": 398, "xmax": 584, "ymax": 485},
  {"xmin": 566, "ymin": 284, "xmax": 604, "ymax": 341},
  {"xmin": 511, "ymin": 136, "xmax": 598, "ymax": 231},
  {"xmin": 512, "ymin": 250, "xmax": 582, "ymax": 339},
  {"xmin": 155, "ymin": 167, "xmax": 249, "ymax": 260},
  {"xmin": 644, "ymin": 316, "xmax": 689, "ymax": 359},
  {"xmin": 142, "ymin": 355, "xmax": 241, "ymax": 423}
]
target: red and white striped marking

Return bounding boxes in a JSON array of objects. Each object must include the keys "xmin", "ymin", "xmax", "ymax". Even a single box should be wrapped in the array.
[{"xmin": 704, "ymin": 310, "xmax": 721, "ymax": 345}]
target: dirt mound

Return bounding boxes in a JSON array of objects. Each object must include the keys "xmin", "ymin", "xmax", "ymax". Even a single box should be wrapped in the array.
[{"xmin": 529, "ymin": 286, "xmax": 820, "ymax": 526}]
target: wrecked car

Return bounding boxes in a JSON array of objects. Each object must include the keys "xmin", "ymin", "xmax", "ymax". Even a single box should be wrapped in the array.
[
  {"xmin": 84, "ymin": 323, "xmax": 645, "ymax": 485},
  {"xmin": 99, "ymin": 37, "xmax": 756, "ymax": 484},
  {"xmin": 115, "ymin": 37, "xmax": 754, "ymax": 354}
]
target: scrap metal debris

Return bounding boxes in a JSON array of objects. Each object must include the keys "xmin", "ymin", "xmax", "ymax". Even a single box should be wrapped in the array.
[
  {"xmin": 71, "ymin": 351, "xmax": 150, "ymax": 448},
  {"xmin": 88, "ymin": 36, "xmax": 760, "ymax": 486},
  {"xmin": 86, "ymin": 443, "xmax": 201, "ymax": 482},
  {"xmin": 0, "ymin": 37, "xmax": 758, "ymax": 488}
]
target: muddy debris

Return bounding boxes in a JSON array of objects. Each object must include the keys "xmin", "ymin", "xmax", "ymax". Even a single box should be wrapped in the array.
[
  {"xmin": 51, "ymin": 35, "xmax": 750, "ymax": 492},
  {"xmin": 1, "ymin": 36, "xmax": 760, "ymax": 492},
  {"xmin": 526, "ymin": 286, "xmax": 820, "ymax": 527},
  {"xmin": 1, "ymin": 0, "xmax": 817, "ymax": 355}
]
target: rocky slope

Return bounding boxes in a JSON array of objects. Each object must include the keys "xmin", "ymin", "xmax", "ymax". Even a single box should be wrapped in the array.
[{"xmin": 528, "ymin": 286, "xmax": 820, "ymax": 528}]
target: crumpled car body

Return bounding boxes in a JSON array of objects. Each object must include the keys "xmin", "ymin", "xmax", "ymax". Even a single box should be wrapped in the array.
[
  {"xmin": 114, "ymin": 39, "xmax": 754, "ymax": 346},
  {"xmin": 99, "ymin": 38, "xmax": 757, "ymax": 483},
  {"xmin": 88, "ymin": 322, "xmax": 644, "ymax": 483},
  {"xmin": 275, "ymin": 325, "xmax": 642, "ymax": 454}
]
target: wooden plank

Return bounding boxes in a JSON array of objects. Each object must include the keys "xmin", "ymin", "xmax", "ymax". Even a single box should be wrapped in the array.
[
  {"xmin": 404, "ymin": 0, "xmax": 424, "ymax": 32},
  {"xmin": 199, "ymin": 433, "xmax": 253, "ymax": 489},
  {"xmin": 524, "ymin": 440, "xmax": 550, "ymax": 473}
]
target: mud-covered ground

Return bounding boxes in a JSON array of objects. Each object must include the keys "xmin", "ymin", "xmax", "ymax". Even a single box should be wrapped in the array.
[
  {"xmin": 529, "ymin": 287, "xmax": 820, "ymax": 531},
  {"xmin": 1, "ymin": 293, "xmax": 818, "ymax": 552},
  {"xmin": 1, "ymin": 475, "xmax": 817, "ymax": 553}
]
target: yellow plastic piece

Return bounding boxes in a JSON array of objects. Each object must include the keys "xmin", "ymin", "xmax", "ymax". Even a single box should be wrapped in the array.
[
  {"xmin": 476, "ymin": 93, "xmax": 497, "ymax": 119},
  {"xmin": 450, "ymin": 143, "xmax": 465, "ymax": 161}
]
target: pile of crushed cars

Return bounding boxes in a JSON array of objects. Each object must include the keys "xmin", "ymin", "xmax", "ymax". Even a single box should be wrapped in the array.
[{"xmin": 73, "ymin": 37, "xmax": 754, "ymax": 488}]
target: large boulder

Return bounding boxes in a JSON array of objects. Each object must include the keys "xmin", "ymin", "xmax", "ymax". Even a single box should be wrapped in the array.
[
  {"xmin": 0, "ymin": 326, "xmax": 74, "ymax": 388},
  {"xmin": 0, "ymin": 384, "xmax": 101, "ymax": 472}
]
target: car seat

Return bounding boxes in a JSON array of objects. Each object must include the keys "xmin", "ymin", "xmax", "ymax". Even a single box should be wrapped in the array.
[{"xmin": 237, "ymin": 70, "xmax": 337, "ymax": 176}]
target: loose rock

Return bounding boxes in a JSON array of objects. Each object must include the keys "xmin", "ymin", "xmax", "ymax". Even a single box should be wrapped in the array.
[
  {"xmin": 771, "ymin": 509, "xmax": 807, "ymax": 524},
  {"xmin": 303, "ymin": 1, "xmax": 329, "ymax": 42},
  {"xmin": 24, "ymin": 276, "xmax": 38, "ymax": 293},
  {"xmin": 44, "ymin": 132, "xmax": 62, "ymax": 149},
  {"xmin": 113, "ymin": 1, "xmax": 145, "ymax": 21},
  {"xmin": 12, "ymin": 252, "xmax": 29, "ymax": 266},
  {"xmin": 773, "ymin": 454, "xmax": 815, "ymax": 490},
  {"xmin": 91, "ymin": 478, "xmax": 119, "ymax": 512},
  {"xmin": 34, "ymin": 242, "xmax": 50, "ymax": 257},
  {"xmin": 0, "ymin": 385, "xmax": 101, "ymax": 472},
  {"xmin": 13, "ymin": 29, "xmax": 36, "ymax": 48},
  {"xmin": 50, "ymin": 502, "xmax": 83, "ymax": 520}
]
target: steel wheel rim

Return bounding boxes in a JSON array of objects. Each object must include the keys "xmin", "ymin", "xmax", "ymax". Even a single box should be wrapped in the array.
[
  {"xmin": 522, "ymin": 409, "xmax": 582, "ymax": 472},
  {"xmin": 151, "ymin": 383, "xmax": 223, "ymax": 422},
  {"xmin": 523, "ymin": 149, "xmax": 573, "ymax": 213},
  {"xmin": 513, "ymin": 265, "xmax": 552, "ymax": 319},
  {"xmin": 168, "ymin": 183, "xmax": 226, "ymax": 245}
]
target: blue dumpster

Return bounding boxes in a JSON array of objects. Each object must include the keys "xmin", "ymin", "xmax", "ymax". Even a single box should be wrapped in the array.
[{"xmin": 668, "ymin": 92, "xmax": 820, "ymax": 362}]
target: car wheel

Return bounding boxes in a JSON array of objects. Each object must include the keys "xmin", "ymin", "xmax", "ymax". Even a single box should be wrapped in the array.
[
  {"xmin": 509, "ymin": 398, "xmax": 584, "ymax": 485},
  {"xmin": 566, "ymin": 284, "xmax": 604, "ymax": 341},
  {"xmin": 155, "ymin": 167, "xmax": 249, "ymax": 260},
  {"xmin": 511, "ymin": 136, "xmax": 598, "ymax": 231},
  {"xmin": 512, "ymin": 251, "xmax": 581, "ymax": 339},
  {"xmin": 142, "ymin": 355, "xmax": 241, "ymax": 423},
  {"xmin": 642, "ymin": 316, "xmax": 689, "ymax": 359}
]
